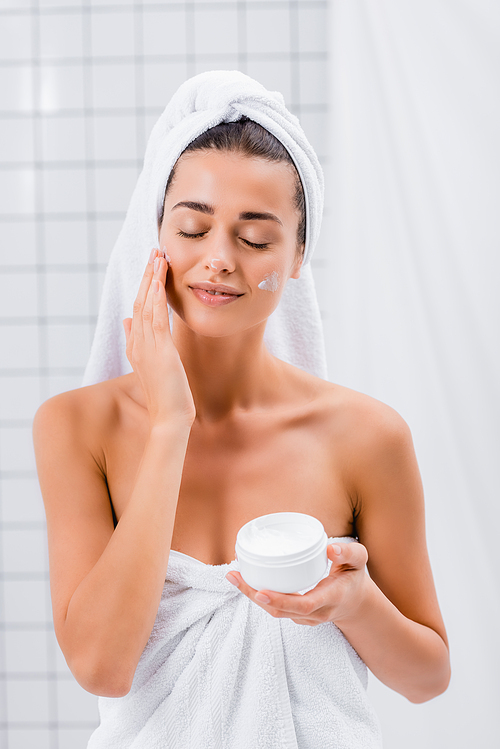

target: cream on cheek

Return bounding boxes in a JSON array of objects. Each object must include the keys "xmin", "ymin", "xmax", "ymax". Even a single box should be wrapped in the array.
[{"xmin": 258, "ymin": 270, "xmax": 280, "ymax": 292}]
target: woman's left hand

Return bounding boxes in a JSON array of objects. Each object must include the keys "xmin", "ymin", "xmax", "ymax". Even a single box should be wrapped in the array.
[{"xmin": 225, "ymin": 542, "xmax": 370, "ymax": 626}]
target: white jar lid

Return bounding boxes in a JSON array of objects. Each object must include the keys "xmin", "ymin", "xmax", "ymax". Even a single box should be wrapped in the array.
[{"xmin": 236, "ymin": 512, "xmax": 326, "ymax": 566}]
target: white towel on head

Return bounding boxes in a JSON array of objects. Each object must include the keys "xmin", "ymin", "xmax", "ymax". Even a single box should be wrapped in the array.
[{"xmin": 82, "ymin": 69, "xmax": 327, "ymax": 386}]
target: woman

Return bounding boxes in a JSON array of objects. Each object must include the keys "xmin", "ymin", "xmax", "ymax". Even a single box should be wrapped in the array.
[{"xmin": 33, "ymin": 71, "xmax": 450, "ymax": 748}]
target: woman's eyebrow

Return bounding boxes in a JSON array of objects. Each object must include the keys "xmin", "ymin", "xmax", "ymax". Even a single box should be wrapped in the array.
[{"xmin": 171, "ymin": 201, "xmax": 283, "ymax": 226}]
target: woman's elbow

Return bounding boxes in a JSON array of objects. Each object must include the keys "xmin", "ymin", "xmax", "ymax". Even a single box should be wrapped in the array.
[
  {"xmin": 406, "ymin": 663, "xmax": 452, "ymax": 704},
  {"xmin": 69, "ymin": 653, "xmax": 134, "ymax": 698}
]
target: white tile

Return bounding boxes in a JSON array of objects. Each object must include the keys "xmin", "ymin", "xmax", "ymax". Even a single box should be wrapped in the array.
[
  {"xmin": 0, "ymin": 376, "xmax": 43, "ymax": 420},
  {"xmin": 0, "ymin": 119, "xmax": 34, "ymax": 162},
  {"xmin": 46, "ymin": 374, "xmax": 85, "ymax": 398},
  {"xmin": 2, "ymin": 528, "xmax": 48, "ymax": 574},
  {"xmin": 44, "ymin": 220, "xmax": 88, "ymax": 264},
  {"xmin": 45, "ymin": 271, "xmax": 90, "ymax": 317},
  {"xmin": 94, "ymin": 166, "xmax": 139, "ymax": 213},
  {"xmin": 193, "ymin": 8, "xmax": 239, "ymax": 56},
  {"xmin": 0, "ymin": 15, "xmax": 32, "ymax": 60},
  {"xmin": 95, "ymin": 219, "xmax": 122, "ymax": 264},
  {"xmin": 0, "ymin": 168, "xmax": 36, "ymax": 214},
  {"xmin": 193, "ymin": 56, "xmax": 239, "ymax": 77},
  {"xmin": 4, "ymin": 630, "xmax": 49, "ymax": 673},
  {"xmin": 0, "ymin": 0, "xmax": 31, "ymax": 7},
  {"xmin": 90, "ymin": 0, "xmax": 133, "ymax": 6},
  {"xmin": 0, "ymin": 425, "xmax": 37, "ymax": 472},
  {"xmin": 246, "ymin": 6, "xmax": 290, "ymax": 55},
  {"xmin": 41, "ymin": 116, "xmax": 86, "ymax": 161},
  {"xmin": 91, "ymin": 62, "xmax": 137, "ymax": 109},
  {"xmin": 142, "ymin": 8, "xmax": 187, "ymax": 56},
  {"xmin": 143, "ymin": 60, "xmax": 187, "ymax": 109},
  {"xmin": 0, "ymin": 273, "xmax": 38, "ymax": 317},
  {"xmin": 40, "ymin": 12, "xmax": 84, "ymax": 59},
  {"xmin": 42, "ymin": 169, "xmax": 87, "ymax": 213},
  {"xmin": 40, "ymin": 0, "xmax": 85, "ymax": 5},
  {"xmin": 91, "ymin": 9, "xmax": 135, "ymax": 57},
  {"xmin": 57, "ymin": 677, "xmax": 100, "ymax": 722},
  {"xmin": 6, "ymin": 729, "xmax": 50, "ymax": 749},
  {"xmin": 93, "ymin": 114, "xmax": 137, "ymax": 160},
  {"xmin": 3, "ymin": 579, "xmax": 49, "ymax": 623},
  {"xmin": 298, "ymin": 110, "xmax": 327, "ymax": 160},
  {"xmin": 46, "ymin": 627, "xmax": 73, "ymax": 675},
  {"xmin": 58, "ymin": 728, "xmax": 98, "ymax": 749},
  {"xmin": 39, "ymin": 63, "xmax": 85, "ymax": 112},
  {"xmin": 0, "ymin": 478, "xmax": 45, "ymax": 523},
  {"xmin": 246, "ymin": 59, "xmax": 292, "ymax": 105},
  {"xmin": 0, "ymin": 325, "xmax": 39, "ymax": 367},
  {"xmin": 299, "ymin": 58, "xmax": 328, "ymax": 106},
  {"xmin": 143, "ymin": 109, "xmax": 163, "ymax": 140},
  {"xmin": 298, "ymin": 5, "xmax": 327, "ymax": 54},
  {"xmin": 0, "ymin": 222, "xmax": 37, "ymax": 266},
  {"xmin": 0, "ymin": 65, "xmax": 33, "ymax": 112},
  {"xmin": 7, "ymin": 679, "xmax": 50, "ymax": 722},
  {"xmin": 46, "ymin": 323, "xmax": 91, "ymax": 367}
]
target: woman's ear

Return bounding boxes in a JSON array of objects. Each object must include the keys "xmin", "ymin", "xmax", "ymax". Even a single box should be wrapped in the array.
[{"xmin": 290, "ymin": 248, "xmax": 304, "ymax": 279}]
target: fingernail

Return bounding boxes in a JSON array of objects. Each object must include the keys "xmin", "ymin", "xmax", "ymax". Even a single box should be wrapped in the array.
[
  {"xmin": 154, "ymin": 256, "xmax": 160, "ymax": 272},
  {"xmin": 153, "ymin": 279, "xmax": 161, "ymax": 293},
  {"xmin": 226, "ymin": 574, "xmax": 240, "ymax": 588},
  {"xmin": 332, "ymin": 544, "xmax": 342, "ymax": 555},
  {"xmin": 149, "ymin": 248, "xmax": 157, "ymax": 264},
  {"xmin": 255, "ymin": 592, "xmax": 271, "ymax": 604}
]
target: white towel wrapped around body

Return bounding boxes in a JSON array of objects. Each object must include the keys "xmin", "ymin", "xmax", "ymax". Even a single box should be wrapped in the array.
[
  {"xmin": 87, "ymin": 538, "xmax": 382, "ymax": 749},
  {"xmin": 83, "ymin": 69, "xmax": 327, "ymax": 387}
]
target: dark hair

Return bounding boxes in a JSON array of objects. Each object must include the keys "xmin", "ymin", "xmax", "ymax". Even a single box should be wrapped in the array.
[{"xmin": 159, "ymin": 116, "xmax": 306, "ymax": 255}]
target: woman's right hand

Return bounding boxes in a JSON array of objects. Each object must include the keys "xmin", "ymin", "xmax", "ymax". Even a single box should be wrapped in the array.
[{"xmin": 122, "ymin": 248, "xmax": 196, "ymax": 428}]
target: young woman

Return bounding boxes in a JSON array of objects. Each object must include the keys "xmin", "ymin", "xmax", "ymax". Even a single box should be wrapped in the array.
[{"xmin": 33, "ymin": 72, "xmax": 450, "ymax": 748}]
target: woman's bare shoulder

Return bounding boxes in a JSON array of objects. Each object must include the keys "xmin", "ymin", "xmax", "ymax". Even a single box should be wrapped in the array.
[
  {"xmin": 303, "ymin": 375, "xmax": 412, "ymax": 454},
  {"xmin": 33, "ymin": 374, "xmax": 137, "ymax": 449}
]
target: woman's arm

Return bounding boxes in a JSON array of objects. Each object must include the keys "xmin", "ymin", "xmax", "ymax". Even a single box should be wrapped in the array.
[
  {"xmin": 226, "ymin": 402, "xmax": 451, "ymax": 703},
  {"xmin": 33, "ymin": 399, "xmax": 191, "ymax": 698},
  {"xmin": 331, "ymin": 405, "xmax": 450, "ymax": 702},
  {"xmin": 33, "ymin": 250, "xmax": 195, "ymax": 698}
]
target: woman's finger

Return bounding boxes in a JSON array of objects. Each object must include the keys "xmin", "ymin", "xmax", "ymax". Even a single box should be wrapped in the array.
[
  {"xmin": 327, "ymin": 542, "xmax": 367, "ymax": 575},
  {"xmin": 123, "ymin": 318, "xmax": 132, "ymax": 344},
  {"xmin": 132, "ymin": 248, "xmax": 158, "ymax": 342},
  {"xmin": 225, "ymin": 571, "xmax": 311, "ymax": 616},
  {"xmin": 142, "ymin": 253, "xmax": 166, "ymax": 340},
  {"xmin": 152, "ymin": 254, "xmax": 170, "ymax": 337}
]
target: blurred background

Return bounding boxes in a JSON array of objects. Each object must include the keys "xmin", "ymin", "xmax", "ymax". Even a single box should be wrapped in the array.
[{"xmin": 0, "ymin": 1, "xmax": 498, "ymax": 748}]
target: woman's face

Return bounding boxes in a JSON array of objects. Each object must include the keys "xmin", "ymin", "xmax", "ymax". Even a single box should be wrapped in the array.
[{"xmin": 158, "ymin": 149, "xmax": 303, "ymax": 338}]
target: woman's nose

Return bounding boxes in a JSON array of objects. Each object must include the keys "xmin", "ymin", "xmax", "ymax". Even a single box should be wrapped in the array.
[
  {"xmin": 205, "ymin": 255, "xmax": 235, "ymax": 273},
  {"xmin": 208, "ymin": 258, "xmax": 226, "ymax": 271}
]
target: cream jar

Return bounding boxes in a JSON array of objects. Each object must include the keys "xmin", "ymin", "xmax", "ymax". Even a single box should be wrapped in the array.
[{"xmin": 235, "ymin": 512, "xmax": 328, "ymax": 594}]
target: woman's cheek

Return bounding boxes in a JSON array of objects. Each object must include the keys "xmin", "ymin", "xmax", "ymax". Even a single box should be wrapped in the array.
[{"xmin": 257, "ymin": 270, "xmax": 280, "ymax": 292}]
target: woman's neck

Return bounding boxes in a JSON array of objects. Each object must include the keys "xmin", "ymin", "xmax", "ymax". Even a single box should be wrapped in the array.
[{"xmin": 172, "ymin": 319, "xmax": 282, "ymax": 422}]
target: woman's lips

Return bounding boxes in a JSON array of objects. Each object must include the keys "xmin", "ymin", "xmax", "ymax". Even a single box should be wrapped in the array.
[{"xmin": 190, "ymin": 287, "xmax": 242, "ymax": 307}]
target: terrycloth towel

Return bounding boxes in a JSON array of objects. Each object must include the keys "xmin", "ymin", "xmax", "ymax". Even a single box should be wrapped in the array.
[
  {"xmin": 86, "ymin": 537, "xmax": 382, "ymax": 749},
  {"xmin": 82, "ymin": 70, "xmax": 327, "ymax": 387}
]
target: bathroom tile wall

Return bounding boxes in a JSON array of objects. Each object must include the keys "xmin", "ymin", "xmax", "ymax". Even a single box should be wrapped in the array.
[{"xmin": 0, "ymin": 1, "xmax": 329, "ymax": 747}]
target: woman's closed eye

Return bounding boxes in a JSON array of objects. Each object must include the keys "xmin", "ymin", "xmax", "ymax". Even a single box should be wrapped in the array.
[{"xmin": 175, "ymin": 229, "xmax": 270, "ymax": 250}]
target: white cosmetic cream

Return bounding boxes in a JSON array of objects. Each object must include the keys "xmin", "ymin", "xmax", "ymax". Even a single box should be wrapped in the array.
[
  {"xmin": 210, "ymin": 258, "xmax": 223, "ymax": 270},
  {"xmin": 244, "ymin": 523, "xmax": 318, "ymax": 556},
  {"xmin": 258, "ymin": 271, "xmax": 279, "ymax": 292},
  {"xmin": 235, "ymin": 512, "xmax": 328, "ymax": 594}
]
